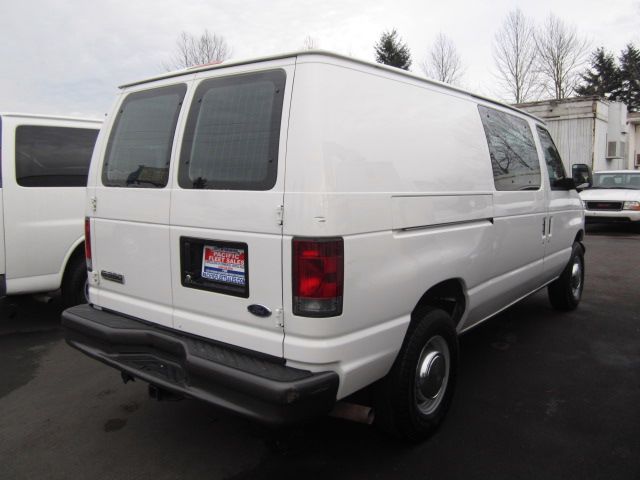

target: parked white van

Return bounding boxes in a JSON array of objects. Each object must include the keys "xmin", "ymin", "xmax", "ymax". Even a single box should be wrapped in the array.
[
  {"xmin": 62, "ymin": 52, "xmax": 586, "ymax": 440},
  {"xmin": 0, "ymin": 113, "xmax": 101, "ymax": 305}
]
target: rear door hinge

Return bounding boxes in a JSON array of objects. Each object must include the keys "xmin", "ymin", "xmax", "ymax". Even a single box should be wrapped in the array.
[
  {"xmin": 276, "ymin": 205, "xmax": 284, "ymax": 226},
  {"xmin": 274, "ymin": 307, "xmax": 284, "ymax": 328},
  {"xmin": 90, "ymin": 197, "xmax": 97, "ymax": 213}
]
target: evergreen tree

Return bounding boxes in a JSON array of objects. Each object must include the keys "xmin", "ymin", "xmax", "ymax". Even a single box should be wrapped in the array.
[
  {"xmin": 619, "ymin": 44, "xmax": 640, "ymax": 112},
  {"xmin": 575, "ymin": 47, "xmax": 621, "ymax": 100},
  {"xmin": 374, "ymin": 29, "xmax": 412, "ymax": 70}
]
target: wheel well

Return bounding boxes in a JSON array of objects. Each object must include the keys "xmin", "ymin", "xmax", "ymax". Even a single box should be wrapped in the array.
[
  {"xmin": 575, "ymin": 230, "xmax": 584, "ymax": 243},
  {"xmin": 62, "ymin": 242, "xmax": 85, "ymax": 286},
  {"xmin": 412, "ymin": 279, "xmax": 466, "ymax": 328}
]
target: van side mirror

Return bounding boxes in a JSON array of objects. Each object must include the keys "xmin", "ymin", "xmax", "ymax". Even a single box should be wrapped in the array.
[{"xmin": 571, "ymin": 164, "xmax": 592, "ymax": 191}]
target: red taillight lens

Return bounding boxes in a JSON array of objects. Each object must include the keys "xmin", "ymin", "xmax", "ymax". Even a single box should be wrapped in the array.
[
  {"xmin": 293, "ymin": 238, "xmax": 343, "ymax": 317},
  {"xmin": 84, "ymin": 217, "xmax": 92, "ymax": 271}
]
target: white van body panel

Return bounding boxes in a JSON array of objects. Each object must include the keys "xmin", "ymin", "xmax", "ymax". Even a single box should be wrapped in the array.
[
  {"xmin": 279, "ymin": 57, "xmax": 581, "ymax": 397},
  {"xmin": 0, "ymin": 114, "xmax": 101, "ymax": 295},
  {"xmin": 85, "ymin": 52, "xmax": 584, "ymax": 402}
]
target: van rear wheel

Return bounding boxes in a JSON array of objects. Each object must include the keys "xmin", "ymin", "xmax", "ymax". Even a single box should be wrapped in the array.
[
  {"xmin": 61, "ymin": 255, "xmax": 88, "ymax": 308},
  {"xmin": 374, "ymin": 307, "xmax": 458, "ymax": 441},
  {"xmin": 548, "ymin": 242, "xmax": 584, "ymax": 311}
]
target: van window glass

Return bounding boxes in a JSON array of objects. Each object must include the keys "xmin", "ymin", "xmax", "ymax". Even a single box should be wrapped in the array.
[
  {"xmin": 478, "ymin": 106, "xmax": 541, "ymax": 191},
  {"xmin": 15, "ymin": 126, "xmax": 98, "ymax": 187},
  {"xmin": 536, "ymin": 126, "xmax": 567, "ymax": 189},
  {"xmin": 179, "ymin": 70, "xmax": 285, "ymax": 190},
  {"xmin": 103, "ymin": 84, "xmax": 186, "ymax": 188}
]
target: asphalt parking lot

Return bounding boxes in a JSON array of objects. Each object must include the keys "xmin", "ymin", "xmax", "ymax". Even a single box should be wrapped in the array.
[{"xmin": 1, "ymin": 225, "xmax": 639, "ymax": 480}]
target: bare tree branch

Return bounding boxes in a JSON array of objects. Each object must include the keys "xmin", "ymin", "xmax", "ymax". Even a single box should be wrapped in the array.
[
  {"xmin": 302, "ymin": 35, "xmax": 319, "ymax": 50},
  {"xmin": 535, "ymin": 14, "xmax": 590, "ymax": 99},
  {"xmin": 421, "ymin": 33, "xmax": 464, "ymax": 85},
  {"xmin": 163, "ymin": 30, "xmax": 232, "ymax": 71},
  {"xmin": 493, "ymin": 8, "xmax": 541, "ymax": 103}
]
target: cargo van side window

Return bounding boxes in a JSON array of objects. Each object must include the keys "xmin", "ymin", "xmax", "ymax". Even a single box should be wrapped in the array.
[
  {"xmin": 102, "ymin": 84, "xmax": 186, "ymax": 188},
  {"xmin": 536, "ymin": 126, "xmax": 568, "ymax": 189},
  {"xmin": 178, "ymin": 70, "xmax": 285, "ymax": 190},
  {"xmin": 15, "ymin": 126, "xmax": 98, "ymax": 187},
  {"xmin": 478, "ymin": 106, "xmax": 541, "ymax": 191}
]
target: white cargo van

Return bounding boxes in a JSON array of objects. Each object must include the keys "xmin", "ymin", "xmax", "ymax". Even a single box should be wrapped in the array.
[
  {"xmin": 0, "ymin": 113, "xmax": 101, "ymax": 305},
  {"xmin": 62, "ymin": 52, "xmax": 587, "ymax": 440}
]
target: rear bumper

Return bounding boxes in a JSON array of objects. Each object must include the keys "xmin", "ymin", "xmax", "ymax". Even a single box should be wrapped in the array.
[{"xmin": 62, "ymin": 305, "xmax": 339, "ymax": 426}]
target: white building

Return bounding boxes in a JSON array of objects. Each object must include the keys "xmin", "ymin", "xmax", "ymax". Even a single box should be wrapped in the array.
[{"xmin": 516, "ymin": 97, "xmax": 638, "ymax": 173}]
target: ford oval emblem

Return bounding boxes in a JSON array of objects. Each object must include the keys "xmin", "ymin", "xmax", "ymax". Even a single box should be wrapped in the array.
[{"xmin": 248, "ymin": 304, "xmax": 272, "ymax": 317}]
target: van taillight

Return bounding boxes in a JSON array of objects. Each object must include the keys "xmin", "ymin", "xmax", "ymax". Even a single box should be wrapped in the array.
[
  {"xmin": 292, "ymin": 238, "xmax": 343, "ymax": 317},
  {"xmin": 84, "ymin": 217, "xmax": 92, "ymax": 271}
]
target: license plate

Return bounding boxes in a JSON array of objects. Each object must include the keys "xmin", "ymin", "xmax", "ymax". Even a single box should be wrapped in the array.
[{"xmin": 201, "ymin": 245, "xmax": 246, "ymax": 286}]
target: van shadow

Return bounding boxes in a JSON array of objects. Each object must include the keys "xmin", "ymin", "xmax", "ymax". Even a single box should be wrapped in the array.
[
  {"xmin": 586, "ymin": 222, "xmax": 640, "ymax": 236},
  {"xmin": 141, "ymin": 291, "xmax": 571, "ymax": 480},
  {"xmin": 0, "ymin": 293, "xmax": 65, "ymax": 334}
]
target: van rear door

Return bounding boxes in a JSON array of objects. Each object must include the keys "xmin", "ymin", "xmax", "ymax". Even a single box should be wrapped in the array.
[
  {"xmin": 91, "ymin": 80, "xmax": 188, "ymax": 327},
  {"xmin": 169, "ymin": 61, "xmax": 293, "ymax": 357}
]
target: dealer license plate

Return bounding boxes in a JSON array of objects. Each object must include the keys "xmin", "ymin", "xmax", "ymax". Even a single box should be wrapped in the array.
[{"xmin": 201, "ymin": 245, "xmax": 246, "ymax": 286}]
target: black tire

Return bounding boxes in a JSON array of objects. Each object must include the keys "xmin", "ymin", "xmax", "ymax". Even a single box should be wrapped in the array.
[
  {"xmin": 548, "ymin": 242, "xmax": 585, "ymax": 311},
  {"xmin": 374, "ymin": 307, "xmax": 458, "ymax": 442},
  {"xmin": 61, "ymin": 254, "xmax": 88, "ymax": 308}
]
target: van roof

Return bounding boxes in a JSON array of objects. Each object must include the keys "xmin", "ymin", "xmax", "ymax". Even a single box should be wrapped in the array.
[
  {"xmin": 120, "ymin": 50, "xmax": 543, "ymax": 123},
  {"xmin": 0, "ymin": 112, "xmax": 103, "ymax": 124}
]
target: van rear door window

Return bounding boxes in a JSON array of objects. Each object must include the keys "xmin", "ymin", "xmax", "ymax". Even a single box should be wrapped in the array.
[
  {"xmin": 178, "ymin": 70, "xmax": 285, "ymax": 190},
  {"xmin": 15, "ymin": 126, "xmax": 98, "ymax": 187},
  {"xmin": 478, "ymin": 106, "xmax": 541, "ymax": 191},
  {"xmin": 102, "ymin": 84, "xmax": 186, "ymax": 188}
]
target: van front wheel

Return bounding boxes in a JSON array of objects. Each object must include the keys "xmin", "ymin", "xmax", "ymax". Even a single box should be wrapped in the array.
[
  {"xmin": 548, "ymin": 242, "xmax": 584, "ymax": 311},
  {"xmin": 374, "ymin": 308, "xmax": 458, "ymax": 441}
]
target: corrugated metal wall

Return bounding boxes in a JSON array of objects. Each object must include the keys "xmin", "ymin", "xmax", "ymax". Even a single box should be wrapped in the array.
[{"xmin": 545, "ymin": 118, "xmax": 594, "ymax": 172}]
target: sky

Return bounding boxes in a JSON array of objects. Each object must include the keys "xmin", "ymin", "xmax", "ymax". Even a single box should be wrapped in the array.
[{"xmin": 0, "ymin": 0, "xmax": 638, "ymax": 119}]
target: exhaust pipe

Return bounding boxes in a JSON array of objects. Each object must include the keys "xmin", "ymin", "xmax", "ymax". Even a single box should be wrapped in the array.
[{"xmin": 329, "ymin": 402, "xmax": 375, "ymax": 425}]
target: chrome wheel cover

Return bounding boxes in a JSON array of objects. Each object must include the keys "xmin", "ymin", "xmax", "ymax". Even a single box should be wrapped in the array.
[
  {"xmin": 415, "ymin": 335, "xmax": 450, "ymax": 415},
  {"xmin": 570, "ymin": 256, "xmax": 583, "ymax": 301}
]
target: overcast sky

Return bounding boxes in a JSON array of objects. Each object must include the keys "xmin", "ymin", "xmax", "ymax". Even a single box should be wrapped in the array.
[{"xmin": 1, "ymin": 0, "xmax": 638, "ymax": 119}]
